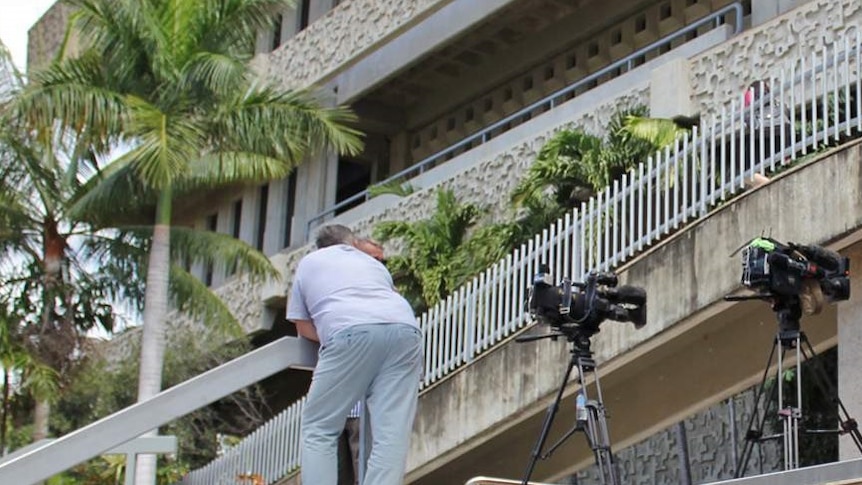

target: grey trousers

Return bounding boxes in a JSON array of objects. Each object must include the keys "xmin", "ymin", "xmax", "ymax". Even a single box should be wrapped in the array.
[{"xmin": 301, "ymin": 323, "xmax": 422, "ymax": 485}]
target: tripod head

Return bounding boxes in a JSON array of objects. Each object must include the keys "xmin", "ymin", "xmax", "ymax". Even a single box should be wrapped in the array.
[
  {"xmin": 724, "ymin": 292, "xmax": 803, "ymax": 346},
  {"xmin": 516, "ymin": 324, "xmax": 597, "ymax": 360}
]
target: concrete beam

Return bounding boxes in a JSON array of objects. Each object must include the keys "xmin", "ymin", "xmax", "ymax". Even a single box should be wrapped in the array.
[{"xmin": 335, "ymin": 0, "xmax": 519, "ymax": 105}]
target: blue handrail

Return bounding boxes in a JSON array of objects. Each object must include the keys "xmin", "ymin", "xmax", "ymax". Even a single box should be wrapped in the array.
[{"xmin": 307, "ymin": 3, "xmax": 744, "ymax": 236}]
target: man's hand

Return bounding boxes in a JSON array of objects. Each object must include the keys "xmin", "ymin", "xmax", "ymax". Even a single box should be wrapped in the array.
[{"xmin": 292, "ymin": 319, "xmax": 320, "ymax": 342}]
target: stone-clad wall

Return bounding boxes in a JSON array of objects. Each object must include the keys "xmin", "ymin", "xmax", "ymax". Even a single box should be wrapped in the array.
[
  {"xmin": 569, "ymin": 390, "xmax": 782, "ymax": 484},
  {"xmin": 26, "ymin": 2, "xmax": 77, "ymax": 72},
  {"xmin": 264, "ymin": 0, "xmax": 452, "ymax": 90},
  {"xmin": 690, "ymin": 0, "xmax": 862, "ymax": 117}
]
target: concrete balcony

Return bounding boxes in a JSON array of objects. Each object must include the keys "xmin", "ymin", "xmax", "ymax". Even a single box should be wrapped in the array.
[{"xmin": 405, "ymin": 142, "xmax": 862, "ymax": 483}]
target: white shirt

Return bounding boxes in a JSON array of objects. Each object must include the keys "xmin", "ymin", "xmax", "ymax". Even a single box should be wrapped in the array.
[{"xmin": 286, "ymin": 244, "xmax": 417, "ymax": 345}]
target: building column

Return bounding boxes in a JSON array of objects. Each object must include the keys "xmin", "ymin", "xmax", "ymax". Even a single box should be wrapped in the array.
[
  {"xmin": 649, "ymin": 57, "xmax": 695, "ymax": 120},
  {"xmin": 837, "ymin": 244, "xmax": 862, "ymax": 460},
  {"xmin": 290, "ymin": 149, "xmax": 338, "ymax": 246},
  {"xmin": 751, "ymin": 0, "xmax": 808, "ymax": 27},
  {"xmin": 263, "ymin": 178, "xmax": 290, "ymax": 255}
]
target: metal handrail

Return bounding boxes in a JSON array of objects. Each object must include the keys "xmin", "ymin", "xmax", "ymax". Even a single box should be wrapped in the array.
[
  {"xmin": 0, "ymin": 337, "xmax": 317, "ymax": 485},
  {"xmin": 464, "ymin": 477, "xmax": 556, "ymax": 485},
  {"xmin": 306, "ymin": 3, "xmax": 744, "ymax": 234}
]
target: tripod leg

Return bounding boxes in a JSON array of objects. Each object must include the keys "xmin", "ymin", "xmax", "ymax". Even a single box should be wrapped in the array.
[
  {"xmin": 522, "ymin": 353, "xmax": 577, "ymax": 485},
  {"xmin": 580, "ymin": 362, "xmax": 620, "ymax": 485},
  {"xmin": 735, "ymin": 339, "xmax": 780, "ymax": 478},
  {"xmin": 799, "ymin": 335, "xmax": 862, "ymax": 453}
]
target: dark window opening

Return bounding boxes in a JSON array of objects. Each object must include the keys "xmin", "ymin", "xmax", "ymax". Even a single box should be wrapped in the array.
[
  {"xmin": 335, "ymin": 158, "xmax": 372, "ymax": 215},
  {"xmin": 205, "ymin": 213, "xmax": 218, "ymax": 286},
  {"xmin": 283, "ymin": 172, "xmax": 297, "ymax": 248},
  {"xmin": 257, "ymin": 184, "xmax": 269, "ymax": 250},
  {"xmin": 272, "ymin": 13, "xmax": 283, "ymax": 50},
  {"xmin": 484, "ymin": 98, "xmax": 494, "ymax": 112},
  {"xmin": 230, "ymin": 200, "xmax": 242, "ymax": 275},
  {"xmin": 659, "ymin": 2, "xmax": 673, "ymax": 20},
  {"xmin": 635, "ymin": 15, "xmax": 647, "ymax": 32},
  {"xmin": 232, "ymin": 200, "xmax": 243, "ymax": 239},
  {"xmin": 299, "ymin": 0, "xmax": 311, "ymax": 31}
]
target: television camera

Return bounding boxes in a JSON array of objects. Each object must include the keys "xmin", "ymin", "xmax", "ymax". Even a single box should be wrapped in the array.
[
  {"xmin": 740, "ymin": 237, "xmax": 849, "ymax": 303},
  {"xmin": 519, "ymin": 266, "xmax": 646, "ymax": 485},
  {"xmin": 527, "ymin": 264, "xmax": 647, "ymax": 339},
  {"xmin": 728, "ymin": 238, "xmax": 860, "ymax": 476}
]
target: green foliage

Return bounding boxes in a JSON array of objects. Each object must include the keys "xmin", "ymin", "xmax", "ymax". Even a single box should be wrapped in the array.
[
  {"xmin": 367, "ymin": 180, "xmax": 416, "ymax": 198},
  {"xmin": 509, "ymin": 105, "xmax": 691, "ymax": 247},
  {"xmin": 374, "ymin": 189, "xmax": 509, "ymax": 312}
]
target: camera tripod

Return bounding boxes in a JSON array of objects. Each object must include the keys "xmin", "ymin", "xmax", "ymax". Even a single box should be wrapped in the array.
[
  {"xmin": 726, "ymin": 294, "xmax": 862, "ymax": 478},
  {"xmin": 518, "ymin": 328, "xmax": 620, "ymax": 485}
]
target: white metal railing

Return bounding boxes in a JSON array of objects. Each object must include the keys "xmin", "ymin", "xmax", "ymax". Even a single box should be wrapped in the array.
[
  {"xmin": 180, "ymin": 398, "xmax": 305, "ymax": 484},
  {"xmin": 184, "ymin": 27, "xmax": 862, "ymax": 485}
]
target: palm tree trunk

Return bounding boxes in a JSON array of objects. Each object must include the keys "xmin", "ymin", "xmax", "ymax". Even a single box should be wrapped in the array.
[
  {"xmin": 32, "ymin": 399, "xmax": 50, "ymax": 441},
  {"xmin": 1, "ymin": 369, "xmax": 9, "ymax": 454},
  {"xmin": 134, "ymin": 187, "xmax": 172, "ymax": 485},
  {"xmin": 32, "ymin": 220, "xmax": 65, "ymax": 444}
]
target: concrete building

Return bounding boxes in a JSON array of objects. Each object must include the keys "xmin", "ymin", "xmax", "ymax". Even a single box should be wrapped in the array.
[{"xmin": 20, "ymin": 0, "xmax": 862, "ymax": 484}]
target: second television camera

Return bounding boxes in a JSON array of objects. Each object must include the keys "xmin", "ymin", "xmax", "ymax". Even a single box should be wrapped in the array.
[
  {"xmin": 528, "ymin": 265, "xmax": 647, "ymax": 336},
  {"xmin": 740, "ymin": 237, "xmax": 850, "ymax": 303}
]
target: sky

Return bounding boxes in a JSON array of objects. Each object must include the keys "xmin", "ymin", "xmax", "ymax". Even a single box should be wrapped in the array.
[{"xmin": 1, "ymin": 0, "xmax": 59, "ymax": 70}]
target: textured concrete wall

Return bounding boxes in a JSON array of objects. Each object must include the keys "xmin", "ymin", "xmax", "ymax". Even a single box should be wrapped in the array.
[
  {"xmin": 690, "ymin": 0, "xmax": 862, "ymax": 116},
  {"xmin": 571, "ymin": 389, "xmax": 782, "ymax": 484},
  {"xmin": 26, "ymin": 2, "xmax": 77, "ymax": 72},
  {"xmin": 260, "ymin": 0, "xmax": 453, "ymax": 89}
]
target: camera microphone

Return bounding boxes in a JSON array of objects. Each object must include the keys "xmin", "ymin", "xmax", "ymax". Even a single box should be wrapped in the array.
[
  {"xmin": 767, "ymin": 252, "xmax": 823, "ymax": 278},
  {"xmin": 792, "ymin": 243, "xmax": 844, "ymax": 272},
  {"xmin": 604, "ymin": 285, "xmax": 647, "ymax": 306}
]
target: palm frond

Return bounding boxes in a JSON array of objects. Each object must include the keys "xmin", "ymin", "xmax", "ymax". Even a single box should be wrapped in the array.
[
  {"xmin": 169, "ymin": 264, "xmax": 242, "ymax": 337},
  {"xmin": 213, "ymin": 86, "xmax": 363, "ymax": 162},
  {"xmin": 20, "ymin": 52, "xmax": 128, "ymax": 143},
  {"xmin": 169, "ymin": 226, "xmax": 278, "ymax": 282},
  {"xmin": 180, "ymin": 51, "xmax": 247, "ymax": 97},
  {"xmin": 67, "ymin": 159, "xmax": 155, "ymax": 226},
  {"xmin": 620, "ymin": 115, "xmax": 688, "ymax": 149},
  {"xmin": 199, "ymin": 0, "xmax": 291, "ymax": 56},
  {"xmin": 175, "ymin": 151, "xmax": 293, "ymax": 194}
]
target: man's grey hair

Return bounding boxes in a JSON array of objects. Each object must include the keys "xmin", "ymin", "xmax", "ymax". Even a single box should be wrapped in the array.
[{"xmin": 315, "ymin": 224, "xmax": 356, "ymax": 248}]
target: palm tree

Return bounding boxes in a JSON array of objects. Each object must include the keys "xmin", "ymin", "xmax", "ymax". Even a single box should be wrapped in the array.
[
  {"xmin": 374, "ymin": 189, "xmax": 507, "ymax": 312},
  {"xmin": 15, "ymin": 2, "xmax": 361, "ymax": 481},
  {"xmin": 510, "ymin": 105, "xmax": 689, "ymax": 239},
  {"xmin": 0, "ymin": 301, "xmax": 58, "ymax": 454}
]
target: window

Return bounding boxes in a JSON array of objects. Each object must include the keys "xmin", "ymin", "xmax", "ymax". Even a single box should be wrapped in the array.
[
  {"xmin": 299, "ymin": 0, "xmax": 311, "ymax": 31},
  {"xmin": 232, "ymin": 200, "xmax": 243, "ymax": 239},
  {"xmin": 272, "ymin": 13, "xmax": 283, "ymax": 51},
  {"xmin": 257, "ymin": 184, "xmax": 269, "ymax": 250},
  {"xmin": 205, "ymin": 213, "xmax": 218, "ymax": 286},
  {"xmin": 283, "ymin": 172, "xmax": 298, "ymax": 248}
]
